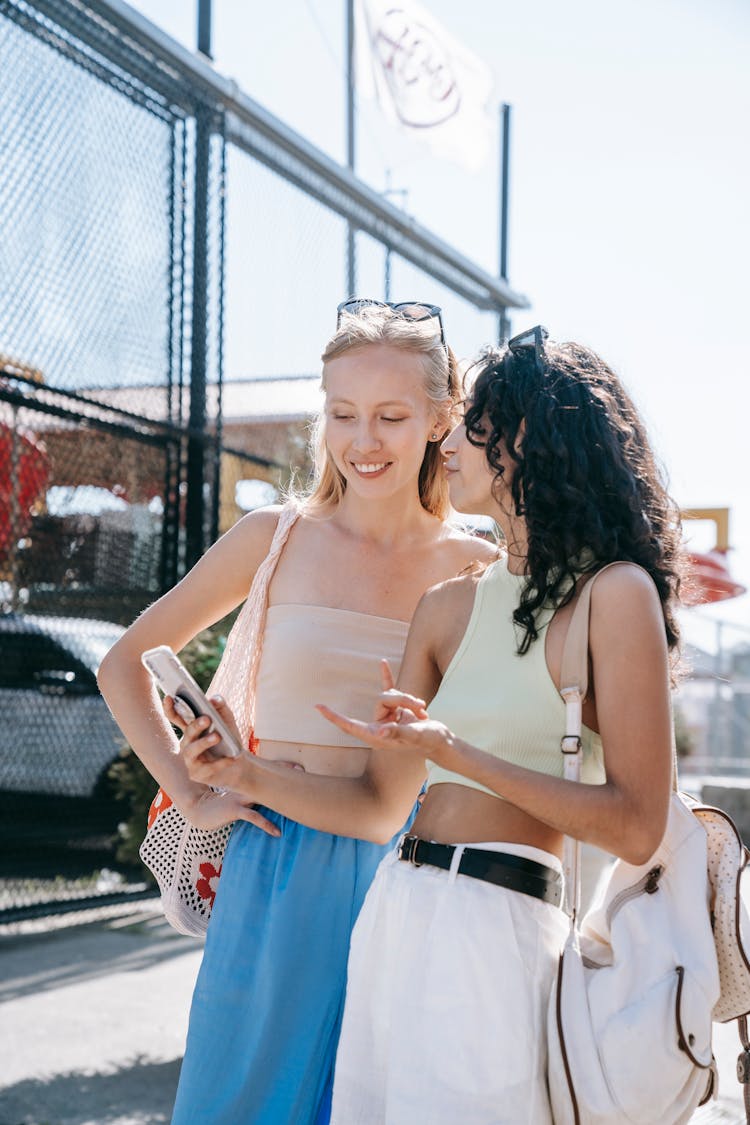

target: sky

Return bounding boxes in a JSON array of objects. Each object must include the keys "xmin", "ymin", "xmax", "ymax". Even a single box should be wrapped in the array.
[{"xmin": 130, "ymin": 0, "xmax": 750, "ymax": 641}]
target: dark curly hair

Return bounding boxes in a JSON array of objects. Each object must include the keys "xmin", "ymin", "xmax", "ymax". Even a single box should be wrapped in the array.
[{"xmin": 464, "ymin": 339, "xmax": 683, "ymax": 657}]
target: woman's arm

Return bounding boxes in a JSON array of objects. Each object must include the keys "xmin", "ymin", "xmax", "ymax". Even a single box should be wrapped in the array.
[
  {"xmin": 179, "ymin": 589, "xmax": 447, "ymax": 843},
  {"xmin": 96, "ymin": 507, "xmax": 282, "ymax": 832},
  {"xmin": 319, "ymin": 566, "xmax": 674, "ymax": 865}
]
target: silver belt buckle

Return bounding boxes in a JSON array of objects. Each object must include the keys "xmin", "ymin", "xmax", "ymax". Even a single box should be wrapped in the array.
[{"xmin": 398, "ymin": 833, "xmax": 421, "ymax": 865}]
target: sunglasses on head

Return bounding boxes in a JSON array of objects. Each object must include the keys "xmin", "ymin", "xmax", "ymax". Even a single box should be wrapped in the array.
[
  {"xmin": 336, "ymin": 298, "xmax": 447, "ymax": 354},
  {"xmin": 507, "ymin": 325, "xmax": 549, "ymax": 374}
]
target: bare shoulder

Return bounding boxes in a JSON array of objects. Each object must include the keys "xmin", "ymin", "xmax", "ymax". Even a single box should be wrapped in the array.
[
  {"xmin": 411, "ymin": 565, "xmax": 488, "ymax": 674},
  {"xmin": 440, "ymin": 524, "xmax": 499, "ymax": 570},
  {"xmin": 414, "ymin": 564, "xmax": 486, "ymax": 629},
  {"xmin": 186, "ymin": 503, "xmax": 287, "ymax": 593},
  {"xmin": 586, "ymin": 564, "xmax": 672, "ymax": 723},
  {"xmin": 589, "ymin": 562, "xmax": 665, "ymax": 641},
  {"xmin": 225, "ymin": 503, "xmax": 285, "ymax": 565},
  {"xmin": 233, "ymin": 503, "xmax": 285, "ymax": 537},
  {"xmin": 109, "ymin": 506, "xmax": 290, "ymax": 655},
  {"xmin": 590, "ymin": 562, "xmax": 661, "ymax": 608}
]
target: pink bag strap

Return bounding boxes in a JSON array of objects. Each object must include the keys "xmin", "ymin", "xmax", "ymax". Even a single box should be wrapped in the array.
[
  {"xmin": 558, "ymin": 561, "xmax": 646, "ymax": 918},
  {"xmin": 558, "ymin": 560, "xmax": 675, "ymax": 918},
  {"xmin": 559, "ymin": 560, "xmax": 628, "ymax": 748},
  {"xmin": 208, "ymin": 502, "xmax": 301, "ymax": 750}
]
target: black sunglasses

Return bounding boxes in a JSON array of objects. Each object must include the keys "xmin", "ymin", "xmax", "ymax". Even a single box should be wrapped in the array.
[
  {"xmin": 507, "ymin": 325, "xmax": 549, "ymax": 374},
  {"xmin": 336, "ymin": 298, "xmax": 447, "ymax": 353}
]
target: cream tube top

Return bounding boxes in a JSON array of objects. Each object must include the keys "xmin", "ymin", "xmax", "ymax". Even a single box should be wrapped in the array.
[{"xmin": 253, "ymin": 604, "xmax": 409, "ymax": 747}]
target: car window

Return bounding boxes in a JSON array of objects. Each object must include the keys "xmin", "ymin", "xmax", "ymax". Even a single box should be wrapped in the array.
[{"xmin": 0, "ymin": 632, "xmax": 96, "ymax": 692}]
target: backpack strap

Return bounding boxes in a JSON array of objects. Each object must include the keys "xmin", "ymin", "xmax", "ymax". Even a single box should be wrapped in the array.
[
  {"xmin": 559, "ymin": 563, "xmax": 620, "ymax": 917},
  {"xmin": 559, "ymin": 561, "xmax": 644, "ymax": 725},
  {"xmin": 558, "ymin": 561, "xmax": 648, "ymax": 918}
]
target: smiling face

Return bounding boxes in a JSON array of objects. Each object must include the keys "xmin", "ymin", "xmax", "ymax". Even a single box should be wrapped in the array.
[{"xmin": 322, "ymin": 343, "xmax": 441, "ymax": 503}]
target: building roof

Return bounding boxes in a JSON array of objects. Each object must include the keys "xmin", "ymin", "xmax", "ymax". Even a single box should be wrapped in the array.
[
  {"xmin": 73, "ymin": 376, "xmax": 323, "ymax": 425},
  {"xmin": 221, "ymin": 376, "xmax": 322, "ymax": 423}
]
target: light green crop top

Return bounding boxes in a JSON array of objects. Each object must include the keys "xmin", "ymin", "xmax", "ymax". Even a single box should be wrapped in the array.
[{"xmin": 426, "ymin": 556, "xmax": 605, "ymax": 795}]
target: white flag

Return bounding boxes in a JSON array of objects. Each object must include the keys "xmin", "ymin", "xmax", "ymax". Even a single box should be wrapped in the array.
[{"xmin": 357, "ymin": 0, "xmax": 496, "ymax": 172}]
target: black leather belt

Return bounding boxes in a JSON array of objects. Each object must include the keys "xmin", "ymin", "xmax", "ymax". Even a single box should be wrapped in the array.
[{"xmin": 397, "ymin": 834, "xmax": 563, "ymax": 908}]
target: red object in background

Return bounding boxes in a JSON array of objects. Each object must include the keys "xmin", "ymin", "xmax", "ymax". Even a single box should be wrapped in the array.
[
  {"xmin": 0, "ymin": 423, "xmax": 49, "ymax": 564},
  {"xmin": 683, "ymin": 550, "xmax": 747, "ymax": 606}
]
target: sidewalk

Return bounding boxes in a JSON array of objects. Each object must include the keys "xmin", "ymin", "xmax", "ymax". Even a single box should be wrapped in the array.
[
  {"xmin": 0, "ymin": 905, "xmax": 201, "ymax": 1125},
  {"xmin": 0, "ymin": 903, "xmax": 746, "ymax": 1125}
]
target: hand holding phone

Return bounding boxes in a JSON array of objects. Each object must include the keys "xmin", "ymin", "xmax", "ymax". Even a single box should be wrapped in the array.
[{"xmin": 141, "ymin": 645, "xmax": 242, "ymax": 758}]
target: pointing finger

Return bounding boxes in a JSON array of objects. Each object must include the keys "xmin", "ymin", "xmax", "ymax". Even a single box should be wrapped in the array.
[{"xmin": 380, "ymin": 659, "xmax": 395, "ymax": 691}]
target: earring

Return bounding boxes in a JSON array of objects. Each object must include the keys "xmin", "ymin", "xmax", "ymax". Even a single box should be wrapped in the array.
[{"xmin": 430, "ymin": 432, "xmax": 439, "ymax": 441}]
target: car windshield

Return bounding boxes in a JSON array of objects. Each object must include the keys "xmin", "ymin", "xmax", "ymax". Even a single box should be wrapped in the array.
[{"xmin": 4, "ymin": 617, "xmax": 125, "ymax": 675}]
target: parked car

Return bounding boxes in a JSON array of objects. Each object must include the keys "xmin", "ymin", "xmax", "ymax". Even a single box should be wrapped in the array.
[{"xmin": 0, "ymin": 613, "xmax": 125, "ymax": 798}]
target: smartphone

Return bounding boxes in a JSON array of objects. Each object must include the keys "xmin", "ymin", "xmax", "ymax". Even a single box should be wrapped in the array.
[{"xmin": 141, "ymin": 645, "xmax": 242, "ymax": 758}]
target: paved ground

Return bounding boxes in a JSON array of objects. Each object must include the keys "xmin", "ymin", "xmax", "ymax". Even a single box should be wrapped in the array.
[
  {"xmin": 0, "ymin": 904, "xmax": 201, "ymax": 1125},
  {"xmin": 0, "ymin": 902, "xmax": 746, "ymax": 1125}
]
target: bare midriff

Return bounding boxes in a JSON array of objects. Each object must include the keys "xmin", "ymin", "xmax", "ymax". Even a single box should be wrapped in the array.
[
  {"xmin": 256, "ymin": 738, "xmax": 369, "ymax": 778},
  {"xmin": 412, "ymin": 783, "xmax": 563, "ymax": 857}
]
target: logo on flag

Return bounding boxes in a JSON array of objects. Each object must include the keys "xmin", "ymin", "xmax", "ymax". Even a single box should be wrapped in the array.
[{"xmin": 357, "ymin": 0, "xmax": 496, "ymax": 171}]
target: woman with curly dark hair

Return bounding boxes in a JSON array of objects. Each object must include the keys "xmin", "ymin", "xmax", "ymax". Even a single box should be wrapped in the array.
[
  {"xmin": 464, "ymin": 328, "xmax": 682, "ymax": 657},
  {"xmin": 179, "ymin": 327, "xmax": 682, "ymax": 1124}
]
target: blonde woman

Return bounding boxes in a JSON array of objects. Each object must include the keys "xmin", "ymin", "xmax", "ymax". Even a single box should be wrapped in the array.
[{"xmin": 97, "ymin": 300, "xmax": 494, "ymax": 1125}]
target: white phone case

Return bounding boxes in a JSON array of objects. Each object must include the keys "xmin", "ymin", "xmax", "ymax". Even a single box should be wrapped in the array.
[{"xmin": 141, "ymin": 645, "xmax": 242, "ymax": 758}]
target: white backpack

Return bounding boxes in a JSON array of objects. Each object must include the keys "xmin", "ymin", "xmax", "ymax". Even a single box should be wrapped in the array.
[{"xmin": 546, "ymin": 564, "xmax": 750, "ymax": 1124}]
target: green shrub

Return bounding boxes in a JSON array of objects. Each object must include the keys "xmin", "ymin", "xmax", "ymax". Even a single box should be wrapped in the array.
[{"xmin": 106, "ymin": 616, "xmax": 235, "ymax": 879}]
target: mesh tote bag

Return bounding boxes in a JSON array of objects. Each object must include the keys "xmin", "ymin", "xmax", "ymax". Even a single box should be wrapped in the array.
[{"xmin": 139, "ymin": 503, "xmax": 300, "ymax": 937}]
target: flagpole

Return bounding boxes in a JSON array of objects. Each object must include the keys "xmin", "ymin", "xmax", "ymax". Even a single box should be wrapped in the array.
[
  {"xmin": 197, "ymin": 0, "xmax": 212, "ymax": 58},
  {"xmin": 384, "ymin": 170, "xmax": 392, "ymax": 300},
  {"xmin": 383, "ymin": 171, "xmax": 408, "ymax": 300},
  {"xmin": 498, "ymin": 102, "xmax": 512, "ymax": 343},
  {"xmin": 346, "ymin": 0, "xmax": 357, "ymax": 296}
]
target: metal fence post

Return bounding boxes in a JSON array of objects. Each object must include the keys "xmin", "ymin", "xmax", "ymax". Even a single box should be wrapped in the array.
[
  {"xmin": 184, "ymin": 1, "xmax": 214, "ymax": 571},
  {"xmin": 185, "ymin": 103, "xmax": 211, "ymax": 572}
]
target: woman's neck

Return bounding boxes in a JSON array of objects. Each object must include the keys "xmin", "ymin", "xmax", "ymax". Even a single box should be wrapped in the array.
[
  {"xmin": 493, "ymin": 510, "xmax": 529, "ymax": 575},
  {"xmin": 330, "ymin": 489, "xmax": 437, "ymax": 547}
]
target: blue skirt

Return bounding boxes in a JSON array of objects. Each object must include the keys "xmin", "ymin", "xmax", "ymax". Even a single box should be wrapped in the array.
[{"xmin": 171, "ymin": 807, "xmax": 410, "ymax": 1125}]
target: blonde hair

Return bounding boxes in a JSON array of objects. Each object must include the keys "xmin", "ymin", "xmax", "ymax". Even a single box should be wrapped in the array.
[{"xmin": 301, "ymin": 305, "xmax": 460, "ymax": 519}]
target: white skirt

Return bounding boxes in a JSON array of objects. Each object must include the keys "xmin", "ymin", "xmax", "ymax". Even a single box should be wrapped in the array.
[{"xmin": 330, "ymin": 840, "xmax": 568, "ymax": 1125}]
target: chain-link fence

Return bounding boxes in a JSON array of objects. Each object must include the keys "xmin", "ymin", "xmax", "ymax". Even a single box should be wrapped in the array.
[{"xmin": 0, "ymin": 0, "xmax": 527, "ymax": 922}]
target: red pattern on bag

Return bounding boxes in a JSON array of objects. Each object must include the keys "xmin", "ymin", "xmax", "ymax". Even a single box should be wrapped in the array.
[
  {"xmin": 147, "ymin": 788, "xmax": 173, "ymax": 829},
  {"xmin": 195, "ymin": 861, "xmax": 222, "ymax": 907},
  {"xmin": 139, "ymin": 504, "xmax": 301, "ymax": 936}
]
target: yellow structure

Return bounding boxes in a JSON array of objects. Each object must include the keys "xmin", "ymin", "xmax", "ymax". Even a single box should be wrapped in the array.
[{"xmin": 681, "ymin": 508, "xmax": 730, "ymax": 552}]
